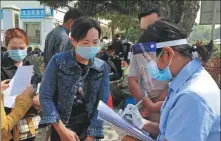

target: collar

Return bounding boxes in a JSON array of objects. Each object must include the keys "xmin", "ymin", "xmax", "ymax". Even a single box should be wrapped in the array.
[
  {"xmin": 169, "ymin": 59, "xmax": 202, "ymax": 92},
  {"xmin": 68, "ymin": 49, "xmax": 102, "ymax": 72},
  {"xmin": 60, "ymin": 25, "xmax": 70, "ymax": 35},
  {"xmin": 1, "ymin": 53, "xmax": 31, "ymax": 69}
]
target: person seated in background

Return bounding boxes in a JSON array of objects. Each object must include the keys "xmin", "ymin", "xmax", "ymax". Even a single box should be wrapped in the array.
[
  {"xmin": 99, "ymin": 45, "xmax": 121, "ymax": 81},
  {"xmin": 1, "ymin": 81, "xmax": 36, "ymax": 141}
]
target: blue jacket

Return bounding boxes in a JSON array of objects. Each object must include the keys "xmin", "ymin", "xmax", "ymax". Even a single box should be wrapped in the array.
[{"xmin": 39, "ymin": 49, "xmax": 110, "ymax": 138}]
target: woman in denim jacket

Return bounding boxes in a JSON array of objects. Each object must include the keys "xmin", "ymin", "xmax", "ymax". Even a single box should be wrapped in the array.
[{"xmin": 39, "ymin": 18, "xmax": 110, "ymax": 141}]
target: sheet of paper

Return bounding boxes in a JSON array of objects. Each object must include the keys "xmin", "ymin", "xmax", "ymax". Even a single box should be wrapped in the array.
[
  {"xmin": 4, "ymin": 65, "xmax": 34, "ymax": 108},
  {"xmin": 97, "ymin": 101, "xmax": 153, "ymax": 141}
]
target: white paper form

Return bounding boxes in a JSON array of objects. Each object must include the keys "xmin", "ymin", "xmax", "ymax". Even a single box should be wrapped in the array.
[
  {"xmin": 4, "ymin": 65, "xmax": 34, "ymax": 108},
  {"xmin": 97, "ymin": 101, "xmax": 153, "ymax": 141}
]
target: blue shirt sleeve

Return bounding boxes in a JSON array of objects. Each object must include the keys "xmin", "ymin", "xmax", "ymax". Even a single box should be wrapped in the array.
[
  {"xmin": 165, "ymin": 93, "xmax": 215, "ymax": 141},
  {"xmin": 39, "ymin": 55, "xmax": 61, "ymax": 125}
]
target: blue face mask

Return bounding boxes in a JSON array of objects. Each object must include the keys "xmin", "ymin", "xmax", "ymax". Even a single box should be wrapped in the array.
[
  {"xmin": 146, "ymin": 50, "xmax": 173, "ymax": 81},
  {"xmin": 8, "ymin": 49, "xmax": 27, "ymax": 61},
  {"xmin": 146, "ymin": 61, "xmax": 172, "ymax": 81},
  {"xmin": 76, "ymin": 46, "xmax": 99, "ymax": 59}
]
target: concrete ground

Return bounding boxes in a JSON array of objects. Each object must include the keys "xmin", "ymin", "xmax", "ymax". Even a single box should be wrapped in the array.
[{"xmin": 35, "ymin": 122, "xmax": 120, "ymax": 141}]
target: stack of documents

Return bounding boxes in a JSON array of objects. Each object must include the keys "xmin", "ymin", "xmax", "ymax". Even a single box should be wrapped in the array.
[
  {"xmin": 4, "ymin": 65, "xmax": 34, "ymax": 108},
  {"xmin": 97, "ymin": 101, "xmax": 153, "ymax": 141}
]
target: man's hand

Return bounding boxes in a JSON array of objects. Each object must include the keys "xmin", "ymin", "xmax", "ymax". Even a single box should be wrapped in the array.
[
  {"xmin": 1, "ymin": 79, "xmax": 10, "ymax": 91},
  {"xmin": 84, "ymin": 136, "xmax": 95, "ymax": 141},
  {"xmin": 59, "ymin": 128, "xmax": 80, "ymax": 141}
]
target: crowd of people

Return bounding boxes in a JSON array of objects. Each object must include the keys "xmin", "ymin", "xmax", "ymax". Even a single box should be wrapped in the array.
[{"xmin": 1, "ymin": 4, "xmax": 220, "ymax": 141}]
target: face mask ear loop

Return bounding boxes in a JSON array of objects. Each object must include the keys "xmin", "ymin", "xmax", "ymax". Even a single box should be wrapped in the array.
[
  {"xmin": 156, "ymin": 50, "xmax": 164, "ymax": 62},
  {"xmin": 167, "ymin": 50, "xmax": 174, "ymax": 67}
]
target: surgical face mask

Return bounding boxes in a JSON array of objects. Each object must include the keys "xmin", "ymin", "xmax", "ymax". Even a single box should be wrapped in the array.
[
  {"xmin": 8, "ymin": 49, "xmax": 27, "ymax": 61},
  {"xmin": 76, "ymin": 46, "xmax": 99, "ymax": 59},
  {"xmin": 146, "ymin": 51, "xmax": 172, "ymax": 81},
  {"xmin": 121, "ymin": 67, "xmax": 127, "ymax": 70}
]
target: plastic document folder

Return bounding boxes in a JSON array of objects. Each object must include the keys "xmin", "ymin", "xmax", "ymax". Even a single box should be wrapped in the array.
[{"xmin": 97, "ymin": 101, "xmax": 154, "ymax": 141}]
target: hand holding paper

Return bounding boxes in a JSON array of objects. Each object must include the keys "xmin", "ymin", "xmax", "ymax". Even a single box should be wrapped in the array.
[
  {"xmin": 97, "ymin": 101, "xmax": 153, "ymax": 141},
  {"xmin": 4, "ymin": 65, "xmax": 34, "ymax": 108},
  {"xmin": 122, "ymin": 104, "xmax": 147, "ymax": 130}
]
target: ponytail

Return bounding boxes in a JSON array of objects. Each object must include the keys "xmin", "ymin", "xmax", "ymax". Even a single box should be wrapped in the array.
[{"xmin": 192, "ymin": 40, "xmax": 214, "ymax": 63}]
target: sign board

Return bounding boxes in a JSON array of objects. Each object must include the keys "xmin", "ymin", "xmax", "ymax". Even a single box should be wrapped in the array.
[
  {"xmin": 200, "ymin": 1, "xmax": 220, "ymax": 25},
  {"xmin": 20, "ymin": 8, "xmax": 53, "ymax": 19}
]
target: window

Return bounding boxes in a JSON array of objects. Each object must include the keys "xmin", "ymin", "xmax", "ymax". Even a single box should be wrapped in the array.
[{"xmin": 23, "ymin": 22, "xmax": 41, "ymax": 44}]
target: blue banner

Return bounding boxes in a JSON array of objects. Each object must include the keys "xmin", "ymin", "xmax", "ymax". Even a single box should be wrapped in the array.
[
  {"xmin": 20, "ymin": 8, "xmax": 53, "ymax": 19},
  {"xmin": 132, "ymin": 42, "xmax": 156, "ymax": 54}
]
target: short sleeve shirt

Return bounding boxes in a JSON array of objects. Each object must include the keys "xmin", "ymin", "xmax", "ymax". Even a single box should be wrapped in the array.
[
  {"xmin": 158, "ymin": 59, "xmax": 220, "ymax": 141},
  {"xmin": 129, "ymin": 53, "xmax": 168, "ymax": 100}
]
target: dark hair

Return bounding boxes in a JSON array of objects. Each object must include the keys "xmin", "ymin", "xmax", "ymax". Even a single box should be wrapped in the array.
[
  {"xmin": 5, "ymin": 28, "xmax": 29, "ymax": 46},
  {"xmin": 138, "ymin": 4, "xmax": 161, "ymax": 22},
  {"xmin": 139, "ymin": 19, "xmax": 213, "ymax": 62},
  {"xmin": 102, "ymin": 36, "xmax": 108, "ymax": 40},
  {"xmin": 115, "ymin": 34, "xmax": 121, "ymax": 39},
  {"xmin": 63, "ymin": 8, "xmax": 82, "ymax": 23},
  {"xmin": 1, "ymin": 46, "xmax": 7, "ymax": 53},
  {"xmin": 71, "ymin": 17, "xmax": 101, "ymax": 42},
  {"xmin": 107, "ymin": 44, "xmax": 114, "ymax": 51},
  {"xmin": 28, "ymin": 47, "xmax": 32, "ymax": 51}
]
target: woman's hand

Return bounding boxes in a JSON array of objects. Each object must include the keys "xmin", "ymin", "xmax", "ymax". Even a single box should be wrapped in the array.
[
  {"xmin": 84, "ymin": 136, "xmax": 95, "ymax": 141},
  {"xmin": 59, "ymin": 128, "xmax": 80, "ymax": 141},
  {"xmin": 20, "ymin": 85, "xmax": 36, "ymax": 99},
  {"xmin": 1, "ymin": 79, "xmax": 10, "ymax": 91}
]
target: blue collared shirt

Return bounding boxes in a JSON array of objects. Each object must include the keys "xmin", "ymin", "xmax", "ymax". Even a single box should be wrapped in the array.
[{"xmin": 158, "ymin": 59, "xmax": 220, "ymax": 141}]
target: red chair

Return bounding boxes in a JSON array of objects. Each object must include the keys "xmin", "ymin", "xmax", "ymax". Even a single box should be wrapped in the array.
[{"xmin": 107, "ymin": 94, "xmax": 113, "ymax": 109}]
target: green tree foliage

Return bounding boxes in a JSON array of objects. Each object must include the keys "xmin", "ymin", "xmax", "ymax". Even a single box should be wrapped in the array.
[
  {"xmin": 37, "ymin": 0, "xmax": 200, "ymax": 36},
  {"xmin": 188, "ymin": 25, "xmax": 212, "ymax": 43}
]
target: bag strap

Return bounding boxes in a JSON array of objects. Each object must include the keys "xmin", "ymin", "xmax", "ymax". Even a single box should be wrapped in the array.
[{"xmin": 26, "ymin": 117, "xmax": 36, "ymax": 135}]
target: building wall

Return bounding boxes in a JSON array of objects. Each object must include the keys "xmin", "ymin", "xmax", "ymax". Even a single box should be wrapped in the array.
[{"xmin": 1, "ymin": 1, "xmax": 113, "ymax": 50}]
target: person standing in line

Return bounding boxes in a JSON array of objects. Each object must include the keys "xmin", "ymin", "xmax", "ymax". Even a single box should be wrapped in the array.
[
  {"xmin": 128, "ymin": 4, "xmax": 169, "ymax": 124},
  {"xmin": 40, "ymin": 18, "xmax": 110, "ymax": 141},
  {"xmin": 43, "ymin": 8, "xmax": 82, "ymax": 67},
  {"xmin": 1, "ymin": 28, "xmax": 41, "ymax": 141},
  {"xmin": 112, "ymin": 34, "xmax": 124, "ymax": 56}
]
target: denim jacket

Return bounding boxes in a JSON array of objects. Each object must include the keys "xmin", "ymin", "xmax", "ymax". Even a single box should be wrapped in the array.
[{"xmin": 39, "ymin": 49, "xmax": 110, "ymax": 138}]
